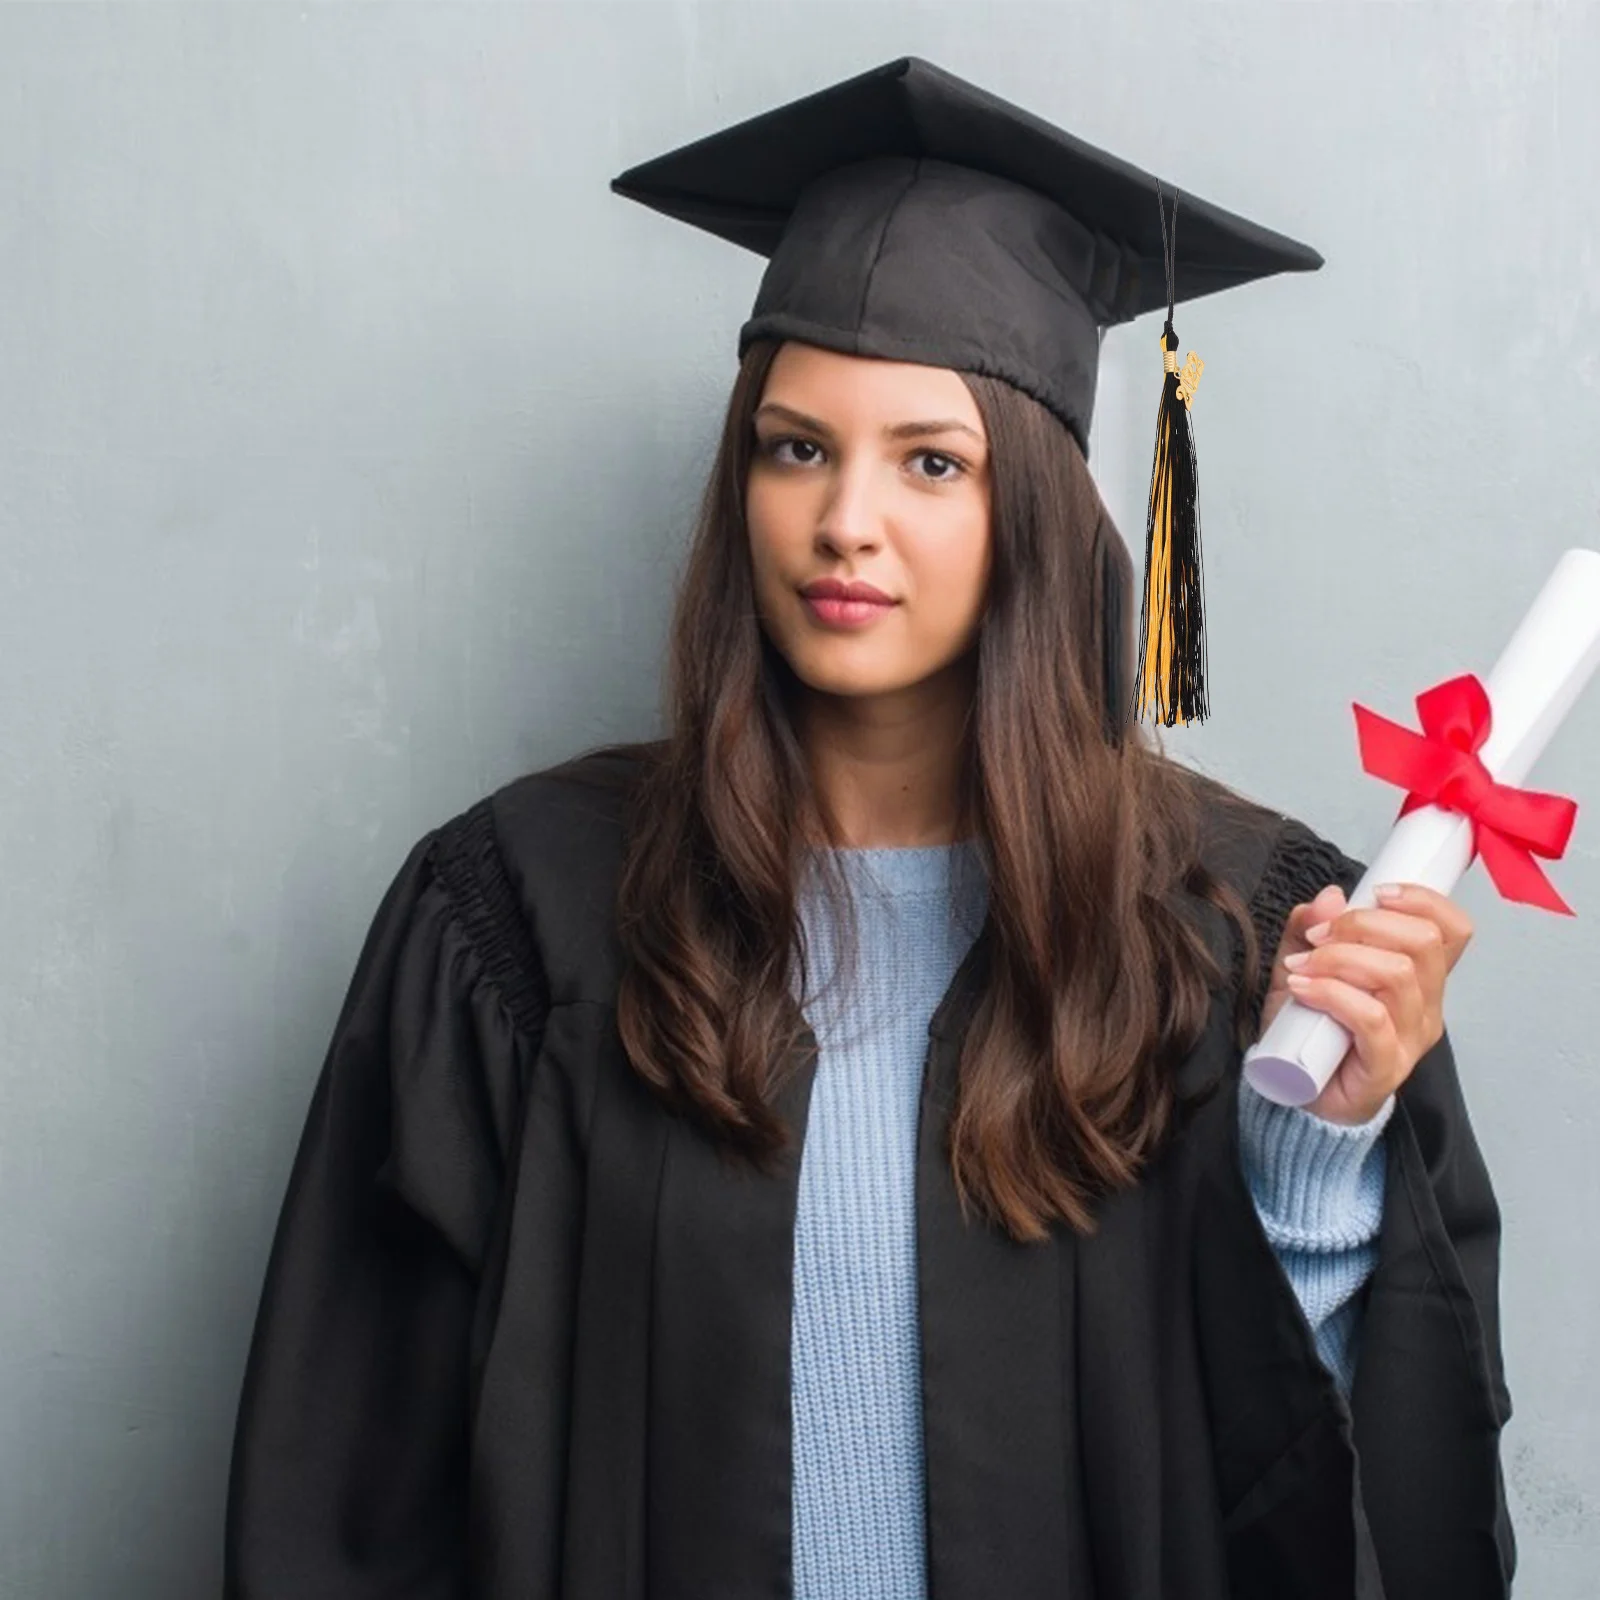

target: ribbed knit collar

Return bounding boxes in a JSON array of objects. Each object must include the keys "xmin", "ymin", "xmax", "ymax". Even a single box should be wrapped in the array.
[{"xmin": 798, "ymin": 836, "xmax": 988, "ymax": 903}]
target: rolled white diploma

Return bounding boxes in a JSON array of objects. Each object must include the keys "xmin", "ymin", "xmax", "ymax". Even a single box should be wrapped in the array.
[{"xmin": 1243, "ymin": 546, "xmax": 1600, "ymax": 1108}]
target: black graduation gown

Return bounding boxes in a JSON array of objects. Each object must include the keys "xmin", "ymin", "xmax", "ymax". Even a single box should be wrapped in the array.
[{"xmin": 223, "ymin": 743, "xmax": 1516, "ymax": 1599}]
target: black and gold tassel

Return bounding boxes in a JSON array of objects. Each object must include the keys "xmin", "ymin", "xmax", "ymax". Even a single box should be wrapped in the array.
[{"xmin": 1134, "ymin": 184, "xmax": 1209, "ymax": 727}]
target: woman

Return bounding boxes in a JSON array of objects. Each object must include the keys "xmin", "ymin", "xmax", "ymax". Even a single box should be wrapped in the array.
[{"xmin": 225, "ymin": 57, "xmax": 1514, "ymax": 1600}]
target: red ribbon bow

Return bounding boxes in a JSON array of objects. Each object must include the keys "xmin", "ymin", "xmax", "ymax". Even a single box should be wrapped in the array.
[{"xmin": 1352, "ymin": 672, "xmax": 1579, "ymax": 915}]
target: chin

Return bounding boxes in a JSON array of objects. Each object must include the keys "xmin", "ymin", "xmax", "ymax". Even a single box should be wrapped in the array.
[{"xmin": 787, "ymin": 651, "xmax": 921, "ymax": 701}]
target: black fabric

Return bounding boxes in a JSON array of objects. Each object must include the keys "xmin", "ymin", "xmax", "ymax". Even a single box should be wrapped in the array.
[
  {"xmin": 430, "ymin": 796, "xmax": 550, "ymax": 1046},
  {"xmin": 1099, "ymin": 514, "xmax": 1135, "ymax": 745},
  {"xmin": 610, "ymin": 56, "xmax": 1322, "ymax": 454},
  {"xmin": 224, "ymin": 744, "xmax": 1515, "ymax": 1599}
]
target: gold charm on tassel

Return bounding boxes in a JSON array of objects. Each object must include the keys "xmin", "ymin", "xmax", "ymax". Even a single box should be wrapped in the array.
[
  {"xmin": 1176, "ymin": 351, "xmax": 1204, "ymax": 406},
  {"xmin": 1133, "ymin": 321, "xmax": 1210, "ymax": 727}
]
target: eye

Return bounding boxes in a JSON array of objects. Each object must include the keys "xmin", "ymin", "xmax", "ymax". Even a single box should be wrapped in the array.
[
  {"xmin": 912, "ymin": 450, "xmax": 967, "ymax": 483},
  {"xmin": 758, "ymin": 435, "xmax": 969, "ymax": 484},
  {"xmin": 763, "ymin": 435, "xmax": 825, "ymax": 467}
]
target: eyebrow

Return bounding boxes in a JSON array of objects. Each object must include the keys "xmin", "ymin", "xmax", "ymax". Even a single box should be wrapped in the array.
[{"xmin": 753, "ymin": 401, "xmax": 985, "ymax": 446}]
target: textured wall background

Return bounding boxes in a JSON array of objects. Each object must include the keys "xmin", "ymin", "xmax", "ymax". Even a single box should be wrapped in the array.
[{"xmin": 2, "ymin": 4, "xmax": 1595, "ymax": 1594}]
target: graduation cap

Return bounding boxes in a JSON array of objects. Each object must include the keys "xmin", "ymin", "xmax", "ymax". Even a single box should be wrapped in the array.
[{"xmin": 611, "ymin": 56, "xmax": 1323, "ymax": 728}]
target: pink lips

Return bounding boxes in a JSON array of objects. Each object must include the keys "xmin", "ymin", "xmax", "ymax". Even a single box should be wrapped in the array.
[{"xmin": 800, "ymin": 577, "xmax": 897, "ymax": 631}]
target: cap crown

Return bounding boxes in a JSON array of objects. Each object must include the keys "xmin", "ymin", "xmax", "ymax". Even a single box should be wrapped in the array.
[{"xmin": 612, "ymin": 55, "xmax": 1322, "ymax": 449}]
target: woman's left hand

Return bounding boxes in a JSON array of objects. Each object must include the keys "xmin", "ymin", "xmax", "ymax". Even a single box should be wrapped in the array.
[{"xmin": 1258, "ymin": 881, "xmax": 1475, "ymax": 1126}]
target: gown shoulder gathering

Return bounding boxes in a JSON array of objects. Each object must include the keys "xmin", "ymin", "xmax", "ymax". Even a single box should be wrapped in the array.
[{"xmin": 223, "ymin": 743, "xmax": 1516, "ymax": 1600}]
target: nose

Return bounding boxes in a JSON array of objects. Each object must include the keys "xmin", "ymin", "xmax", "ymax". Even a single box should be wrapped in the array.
[{"xmin": 813, "ymin": 461, "xmax": 885, "ymax": 560}]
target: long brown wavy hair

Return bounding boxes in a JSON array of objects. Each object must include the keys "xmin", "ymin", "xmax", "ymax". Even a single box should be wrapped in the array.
[{"xmin": 608, "ymin": 335, "xmax": 1271, "ymax": 1243}]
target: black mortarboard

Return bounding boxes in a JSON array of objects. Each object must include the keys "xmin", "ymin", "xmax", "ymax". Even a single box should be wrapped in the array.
[{"xmin": 611, "ymin": 56, "xmax": 1324, "ymax": 728}]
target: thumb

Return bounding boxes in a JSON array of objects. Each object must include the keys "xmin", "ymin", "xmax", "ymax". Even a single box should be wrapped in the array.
[
  {"xmin": 1259, "ymin": 883, "xmax": 1349, "ymax": 1037},
  {"xmin": 1307, "ymin": 881, "xmax": 1348, "ymax": 923},
  {"xmin": 1282, "ymin": 882, "xmax": 1347, "ymax": 954}
]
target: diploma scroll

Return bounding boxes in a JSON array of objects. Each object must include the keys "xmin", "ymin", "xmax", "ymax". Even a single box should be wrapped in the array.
[{"xmin": 1243, "ymin": 546, "xmax": 1600, "ymax": 1108}]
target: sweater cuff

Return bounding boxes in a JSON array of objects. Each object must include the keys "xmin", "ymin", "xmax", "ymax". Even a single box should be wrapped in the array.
[{"xmin": 1238, "ymin": 1078, "xmax": 1394, "ymax": 1253}]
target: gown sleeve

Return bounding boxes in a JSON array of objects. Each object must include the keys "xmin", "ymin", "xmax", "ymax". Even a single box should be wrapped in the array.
[
  {"xmin": 224, "ymin": 813, "xmax": 545, "ymax": 1598},
  {"xmin": 1237, "ymin": 1079, "xmax": 1393, "ymax": 1395},
  {"xmin": 1244, "ymin": 811, "xmax": 1516, "ymax": 1591}
]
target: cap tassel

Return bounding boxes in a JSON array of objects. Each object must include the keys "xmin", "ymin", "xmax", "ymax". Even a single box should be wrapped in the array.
[{"xmin": 1134, "ymin": 185, "xmax": 1209, "ymax": 727}]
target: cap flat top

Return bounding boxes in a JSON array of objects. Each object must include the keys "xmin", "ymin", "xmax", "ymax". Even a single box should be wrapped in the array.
[{"xmin": 610, "ymin": 55, "xmax": 1322, "ymax": 319}]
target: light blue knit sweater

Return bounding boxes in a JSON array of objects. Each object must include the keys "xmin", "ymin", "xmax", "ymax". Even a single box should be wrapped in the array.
[{"xmin": 789, "ymin": 840, "xmax": 1393, "ymax": 1600}]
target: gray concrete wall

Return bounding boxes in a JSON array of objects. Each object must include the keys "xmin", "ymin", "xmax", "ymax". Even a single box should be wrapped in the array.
[{"xmin": 1, "ymin": 4, "xmax": 1594, "ymax": 1593}]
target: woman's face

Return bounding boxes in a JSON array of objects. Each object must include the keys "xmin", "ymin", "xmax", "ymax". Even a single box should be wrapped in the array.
[{"xmin": 746, "ymin": 341, "xmax": 992, "ymax": 705}]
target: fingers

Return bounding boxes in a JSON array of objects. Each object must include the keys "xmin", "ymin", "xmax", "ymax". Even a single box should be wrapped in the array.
[
  {"xmin": 1285, "ymin": 939, "xmax": 1432, "ymax": 1043},
  {"xmin": 1266, "ymin": 880, "xmax": 1469, "ymax": 1123},
  {"xmin": 1284, "ymin": 963, "xmax": 1420, "ymax": 1114},
  {"xmin": 1307, "ymin": 904, "xmax": 1447, "ymax": 970},
  {"xmin": 1306, "ymin": 905, "xmax": 1456, "ymax": 1019},
  {"xmin": 1285, "ymin": 968, "xmax": 1403, "ymax": 1070},
  {"xmin": 1371, "ymin": 881, "xmax": 1475, "ymax": 970},
  {"xmin": 1300, "ymin": 884, "xmax": 1470, "ymax": 966}
]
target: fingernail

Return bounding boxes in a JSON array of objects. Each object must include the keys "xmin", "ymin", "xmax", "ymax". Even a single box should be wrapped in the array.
[
  {"xmin": 1375, "ymin": 883, "xmax": 1402, "ymax": 901},
  {"xmin": 1284, "ymin": 951, "xmax": 1309, "ymax": 969},
  {"xmin": 1304, "ymin": 921, "xmax": 1331, "ymax": 943},
  {"xmin": 1287, "ymin": 972, "xmax": 1313, "ymax": 989}
]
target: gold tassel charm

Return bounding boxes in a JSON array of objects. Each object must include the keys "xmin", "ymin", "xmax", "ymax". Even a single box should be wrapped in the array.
[
  {"xmin": 1176, "ymin": 350, "xmax": 1204, "ymax": 406},
  {"xmin": 1134, "ymin": 187, "xmax": 1210, "ymax": 727}
]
